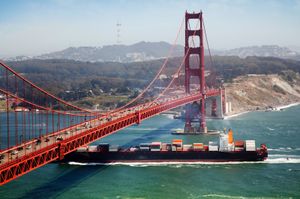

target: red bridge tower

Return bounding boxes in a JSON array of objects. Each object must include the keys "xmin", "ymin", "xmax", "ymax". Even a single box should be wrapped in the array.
[{"xmin": 184, "ymin": 11, "xmax": 207, "ymax": 133}]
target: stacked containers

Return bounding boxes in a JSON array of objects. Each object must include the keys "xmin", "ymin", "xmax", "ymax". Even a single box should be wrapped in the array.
[
  {"xmin": 171, "ymin": 145, "xmax": 177, "ymax": 151},
  {"xmin": 77, "ymin": 146, "xmax": 88, "ymax": 152},
  {"xmin": 150, "ymin": 142, "xmax": 162, "ymax": 151},
  {"xmin": 193, "ymin": 143, "xmax": 204, "ymax": 151},
  {"xmin": 161, "ymin": 143, "xmax": 172, "ymax": 151},
  {"xmin": 208, "ymin": 141, "xmax": 218, "ymax": 151},
  {"xmin": 245, "ymin": 140, "xmax": 256, "ymax": 151},
  {"xmin": 140, "ymin": 143, "xmax": 151, "ymax": 151},
  {"xmin": 109, "ymin": 145, "xmax": 120, "ymax": 152},
  {"xmin": 183, "ymin": 144, "xmax": 193, "ymax": 151},
  {"xmin": 161, "ymin": 143, "xmax": 167, "ymax": 151},
  {"xmin": 166, "ymin": 143, "xmax": 172, "ymax": 151},
  {"xmin": 172, "ymin": 139, "xmax": 183, "ymax": 151},
  {"xmin": 88, "ymin": 145, "xmax": 98, "ymax": 152},
  {"xmin": 234, "ymin": 140, "xmax": 245, "ymax": 151},
  {"xmin": 97, "ymin": 143, "xmax": 109, "ymax": 152}
]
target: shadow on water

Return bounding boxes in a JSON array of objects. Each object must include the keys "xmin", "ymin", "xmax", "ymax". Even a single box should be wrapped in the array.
[
  {"xmin": 20, "ymin": 165, "xmax": 109, "ymax": 199},
  {"xmin": 19, "ymin": 117, "xmax": 179, "ymax": 199}
]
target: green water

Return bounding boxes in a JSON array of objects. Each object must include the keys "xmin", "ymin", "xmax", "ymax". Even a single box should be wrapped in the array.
[{"xmin": 1, "ymin": 106, "xmax": 300, "ymax": 198}]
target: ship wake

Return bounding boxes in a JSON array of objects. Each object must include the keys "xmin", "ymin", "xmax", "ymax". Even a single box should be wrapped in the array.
[{"xmin": 66, "ymin": 154, "xmax": 300, "ymax": 167}]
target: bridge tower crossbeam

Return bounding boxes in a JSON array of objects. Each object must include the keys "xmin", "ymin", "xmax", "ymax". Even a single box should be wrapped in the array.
[{"xmin": 184, "ymin": 11, "xmax": 207, "ymax": 133}]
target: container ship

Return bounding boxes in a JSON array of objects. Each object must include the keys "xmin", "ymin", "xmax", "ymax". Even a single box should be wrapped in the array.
[{"xmin": 61, "ymin": 129, "xmax": 268, "ymax": 163}]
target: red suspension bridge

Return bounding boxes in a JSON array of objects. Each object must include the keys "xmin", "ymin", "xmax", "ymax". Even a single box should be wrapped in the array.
[{"xmin": 0, "ymin": 11, "xmax": 225, "ymax": 185}]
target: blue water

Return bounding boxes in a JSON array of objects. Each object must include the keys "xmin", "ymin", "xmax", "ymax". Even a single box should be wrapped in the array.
[{"xmin": 1, "ymin": 106, "xmax": 300, "ymax": 198}]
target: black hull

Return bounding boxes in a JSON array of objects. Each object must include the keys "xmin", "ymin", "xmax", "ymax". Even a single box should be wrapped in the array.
[{"xmin": 61, "ymin": 150, "xmax": 268, "ymax": 163}]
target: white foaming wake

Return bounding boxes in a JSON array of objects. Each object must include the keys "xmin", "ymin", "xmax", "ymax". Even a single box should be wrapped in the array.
[
  {"xmin": 268, "ymin": 147, "xmax": 300, "ymax": 152},
  {"xmin": 268, "ymin": 154, "xmax": 300, "ymax": 158},
  {"xmin": 202, "ymin": 194, "xmax": 274, "ymax": 199},
  {"xmin": 67, "ymin": 155, "xmax": 300, "ymax": 167}
]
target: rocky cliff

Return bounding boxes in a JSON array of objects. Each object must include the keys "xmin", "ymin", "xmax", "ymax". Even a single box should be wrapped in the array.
[{"xmin": 224, "ymin": 71, "xmax": 300, "ymax": 115}]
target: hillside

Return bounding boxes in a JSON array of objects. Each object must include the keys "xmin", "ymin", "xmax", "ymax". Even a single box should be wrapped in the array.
[
  {"xmin": 6, "ymin": 56, "xmax": 300, "ymax": 92},
  {"xmin": 34, "ymin": 41, "xmax": 183, "ymax": 62},
  {"xmin": 216, "ymin": 45, "xmax": 300, "ymax": 60},
  {"xmin": 225, "ymin": 71, "xmax": 300, "ymax": 115},
  {"xmin": 4, "ymin": 59, "xmax": 171, "ymax": 96},
  {"xmin": 3, "ymin": 56, "xmax": 300, "ymax": 110},
  {"xmin": 4, "ymin": 43, "xmax": 300, "ymax": 62}
]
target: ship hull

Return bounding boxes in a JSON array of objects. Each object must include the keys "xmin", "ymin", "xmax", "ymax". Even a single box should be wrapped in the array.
[{"xmin": 61, "ymin": 150, "xmax": 267, "ymax": 163}]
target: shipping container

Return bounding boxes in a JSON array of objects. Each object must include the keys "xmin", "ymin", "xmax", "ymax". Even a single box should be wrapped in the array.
[
  {"xmin": 166, "ymin": 143, "xmax": 172, "ymax": 151},
  {"xmin": 161, "ymin": 143, "xmax": 167, "ymax": 151},
  {"xmin": 140, "ymin": 143, "xmax": 150, "ymax": 147},
  {"xmin": 150, "ymin": 149, "xmax": 161, "ymax": 152},
  {"xmin": 150, "ymin": 142, "xmax": 162, "ymax": 151},
  {"xmin": 140, "ymin": 143, "xmax": 151, "ymax": 150},
  {"xmin": 234, "ymin": 140, "xmax": 245, "ymax": 147},
  {"xmin": 183, "ymin": 144, "xmax": 193, "ymax": 151},
  {"xmin": 245, "ymin": 147, "xmax": 256, "ymax": 151},
  {"xmin": 208, "ymin": 145, "xmax": 218, "ymax": 151},
  {"xmin": 193, "ymin": 143, "xmax": 204, "ymax": 147},
  {"xmin": 109, "ymin": 145, "xmax": 120, "ymax": 152},
  {"xmin": 176, "ymin": 147, "xmax": 183, "ymax": 151},
  {"xmin": 97, "ymin": 143, "xmax": 109, "ymax": 152},
  {"xmin": 172, "ymin": 139, "xmax": 183, "ymax": 145},
  {"xmin": 245, "ymin": 140, "xmax": 256, "ymax": 151},
  {"xmin": 171, "ymin": 145, "xmax": 177, "ymax": 151},
  {"xmin": 234, "ymin": 147, "xmax": 244, "ymax": 151},
  {"xmin": 140, "ymin": 147, "xmax": 150, "ymax": 151},
  {"xmin": 88, "ymin": 145, "xmax": 98, "ymax": 152},
  {"xmin": 193, "ymin": 146, "xmax": 204, "ymax": 151},
  {"xmin": 77, "ymin": 146, "xmax": 88, "ymax": 152},
  {"xmin": 204, "ymin": 145, "xmax": 209, "ymax": 151}
]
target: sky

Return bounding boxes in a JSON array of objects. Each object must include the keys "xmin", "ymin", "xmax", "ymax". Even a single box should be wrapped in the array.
[{"xmin": 0, "ymin": 0, "xmax": 300, "ymax": 57}]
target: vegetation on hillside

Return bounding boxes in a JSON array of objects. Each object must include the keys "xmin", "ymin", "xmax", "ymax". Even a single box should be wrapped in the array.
[{"xmin": 4, "ymin": 56, "xmax": 300, "ymax": 109}]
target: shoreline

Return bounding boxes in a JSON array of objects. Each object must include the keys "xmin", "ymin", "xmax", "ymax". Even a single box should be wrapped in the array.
[
  {"xmin": 224, "ymin": 102, "xmax": 300, "ymax": 119},
  {"xmin": 223, "ymin": 111, "xmax": 250, "ymax": 120},
  {"xmin": 275, "ymin": 102, "xmax": 300, "ymax": 110}
]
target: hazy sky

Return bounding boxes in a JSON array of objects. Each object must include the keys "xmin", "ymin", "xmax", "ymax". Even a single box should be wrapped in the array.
[{"xmin": 0, "ymin": 0, "xmax": 300, "ymax": 57}]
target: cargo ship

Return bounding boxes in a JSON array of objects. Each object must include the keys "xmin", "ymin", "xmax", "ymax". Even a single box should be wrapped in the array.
[{"xmin": 61, "ymin": 129, "xmax": 268, "ymax": 163}]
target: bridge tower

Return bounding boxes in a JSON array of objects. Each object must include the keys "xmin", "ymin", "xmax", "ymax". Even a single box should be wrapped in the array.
[{"xmin": 184, "ymin": 11, "xmax": 207, "ymax": 133}]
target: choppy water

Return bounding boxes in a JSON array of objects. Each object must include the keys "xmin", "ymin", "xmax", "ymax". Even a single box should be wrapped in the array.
[{"xmin": 1, "ymin": 106, "xmax": 300, "ymax": 198}]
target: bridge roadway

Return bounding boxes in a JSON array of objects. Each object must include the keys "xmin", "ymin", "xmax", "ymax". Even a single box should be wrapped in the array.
[{"xmin": 0, "ymin": 89, "xmax": 220, "ymax": 185}]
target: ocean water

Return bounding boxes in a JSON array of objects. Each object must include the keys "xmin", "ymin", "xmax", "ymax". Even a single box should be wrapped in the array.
[{"xmin": 1, "ymin": 106, "xmax": 300, "ymax": 198}]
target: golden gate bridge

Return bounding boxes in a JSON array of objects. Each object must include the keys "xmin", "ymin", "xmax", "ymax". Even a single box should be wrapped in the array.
[{"xmin": 0, "ymin": 11, "xmax": 225, "ymax": 185}]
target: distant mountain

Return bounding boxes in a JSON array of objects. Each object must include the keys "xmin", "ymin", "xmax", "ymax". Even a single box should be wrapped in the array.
[
  {"xmin": 215, "ymin": 45, "xmax": 300, "ymax": 60},
  {"xmin": 34, "ymin": 41, "xmax": 184, "ymax": 63},
  {"xmin": 3, "ymin": 43, "xmax": 300, "ymax": 62},
  {"xmin": 4, "ymin": 55, "xmax": 33, "ymax": 62}
]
